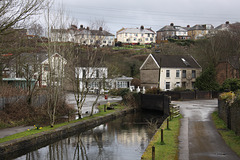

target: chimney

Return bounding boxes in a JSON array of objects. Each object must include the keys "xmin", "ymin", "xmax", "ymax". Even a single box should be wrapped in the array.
[
  {"xmin": 140, "ymin": 25, "xmax": 144, "ymax": 30},
  {"xmin": 86, "ymin": 27, "xmax": 89, "ymax": 30},
  {"xmin": 226, "ymin": 21, "xmax": 230, "ymax": 24},
  {"xmin": 187, "ymin": 25, "xmax": 190, "ymax": 28},
  {"xmin": 99, "ymin": 27, "xmax": 103, "ymax": 31},
  {"xmin": 170, "ymin": 23, "xmax": 174, "ymax": 26},
  {"xmin": 80, "ymin": 25, "xmax": 83, "ymax": 28}
]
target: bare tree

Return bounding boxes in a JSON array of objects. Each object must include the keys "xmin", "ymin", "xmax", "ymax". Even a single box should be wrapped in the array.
[{"xmin": 0, "ymin": 0, "xmax": 49, "ymax": 35}]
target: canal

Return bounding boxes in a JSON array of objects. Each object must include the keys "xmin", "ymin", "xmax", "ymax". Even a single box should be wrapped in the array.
[{"xmin": 14, "ymin": 111, "xmax": 164, "ymax": 160}]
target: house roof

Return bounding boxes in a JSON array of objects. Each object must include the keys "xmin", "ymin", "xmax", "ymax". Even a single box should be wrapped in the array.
[
  {"xmin": 218, "ymin": 56, "xmax": 240, "ymax": 69},
  {"xmin": 188, "ymin": 24, "xmax": 214, "ymax": 31},
  {"xmin": 157, "ymin": 25, "xmax": 175, "ymax": 32},
  {"xmin": 117, "ymin": 28, "xmax": 155, "ymax": 34},
  {"xmin": 151, "ymin": 54, "xmax": 201, "ymax": 68}
]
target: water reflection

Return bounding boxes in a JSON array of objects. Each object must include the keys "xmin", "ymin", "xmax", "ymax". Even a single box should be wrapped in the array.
[{"xmin": 15, "ymin": 111, "xmax": 163, "ymax": 160}]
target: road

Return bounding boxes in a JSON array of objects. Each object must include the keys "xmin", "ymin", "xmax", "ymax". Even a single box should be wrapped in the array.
[{"xmin": 176, "ymin": 99, "xmax": 240, "ymax": 160}]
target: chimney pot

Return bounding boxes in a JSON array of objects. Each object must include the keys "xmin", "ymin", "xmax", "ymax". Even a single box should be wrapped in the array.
[
  {"xmin": 170, "ymin": 23, "xmax": 174, "ymax": 26},
  {"xmin": 226, "ymin": 21, "xmax": 230, "ymax": 24}
]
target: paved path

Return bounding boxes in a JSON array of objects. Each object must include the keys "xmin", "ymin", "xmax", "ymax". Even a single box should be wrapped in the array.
[
  {"xmin": 0, "ymin": 126, "xmax": 34, "ymax": 139},
  {"xmin": 176, "ymin": 99, "xmax": 240, "ymax": 160}
]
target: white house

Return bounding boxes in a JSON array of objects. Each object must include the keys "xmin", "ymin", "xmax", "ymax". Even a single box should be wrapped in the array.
[
  {"xmin": 51, "ymin": 25, "xmax": 115, "ymax": 47},
  {"xmin": 140, "ymin": 54, "xmax": 202, "ymax": 91},
  {"xmin": 35, "ymin": 53, "xmax": 67, "ymax": 87},
  {"xmin": 109, "ymin": 75, "xmax": 133, "ymax": 90},
  {"xmin": 75, "ymin": 67, "xmax": 108, "ymax": 92},
  {"xmin": 116, "ymin": 26, "xmax": 156, "ymax": 45}
]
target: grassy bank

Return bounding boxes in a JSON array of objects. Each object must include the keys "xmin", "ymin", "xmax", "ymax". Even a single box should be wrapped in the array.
[
  {"xmin": 212, "ymin": 111, "xmax": 240, "ymax": 156},
  {"xmin": 0, "ymin": 104, "xmax": 126, "ymax": 143},
  {"xmin": 141, "ymin": 115, "xmax": 181, "ymax": 160}
]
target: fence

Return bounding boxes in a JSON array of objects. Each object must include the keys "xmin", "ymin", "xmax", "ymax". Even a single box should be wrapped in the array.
[
  {"xmin": 160, "ymin": 91, "xmax": 219, "ymax": 101},
  {"xmin": 0, "ymin": 95, "xmax": 47, "ymax": 110},
  {"xmin": 218, "ymin": 99, "xmax": 240, "ymax": 136}
]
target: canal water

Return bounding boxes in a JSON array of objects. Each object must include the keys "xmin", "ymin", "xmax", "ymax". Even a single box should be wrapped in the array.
[{"xmin": 14, "ymin": 111, "xmax": 164, "ymax": 160}]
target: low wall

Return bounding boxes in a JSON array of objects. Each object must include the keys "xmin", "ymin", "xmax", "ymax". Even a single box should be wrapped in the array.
[
  {"xmin": 161, "ymin": 91, "xmax": 218, "ymax": 101},
  {"xmin": 218, "ymin": 99, "xmax": 240, "ymax": 136},
  {"xmin": 141, "ymin": 94, "xmax": 170, "ymax": 115},
  {"xmin": 0, "ymin": 108, "xmax": 135, "ymax": 158}
]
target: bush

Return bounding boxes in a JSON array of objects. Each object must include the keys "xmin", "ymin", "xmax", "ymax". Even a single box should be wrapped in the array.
[
  {"xmin": 220, "ymin": 78, "xmax": 240, "ymax": 92},
  {"xmin": 173, "ymin": 86, "xmax": 185, "ymax": 91},
  {"xmin": 108, "ymin": 88, "xmax": 130, "ymax": 97},
  {"xmin": 145, "ymin": 87, "xmax": 161, "ymax": 94},
  {"xmin": 219, "ymin": 91, "xmax": 235, "ymax": 103}
]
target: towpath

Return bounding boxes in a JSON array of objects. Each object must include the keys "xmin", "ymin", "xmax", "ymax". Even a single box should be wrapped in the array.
[{"xmin": 176, "ymin": 99, "xmax": 240, "ymax": 160}]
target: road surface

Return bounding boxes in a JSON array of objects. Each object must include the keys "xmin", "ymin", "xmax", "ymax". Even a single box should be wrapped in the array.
[{"xmin": 176, "ymin": 99, "xmax": 240, "ymax": 160}]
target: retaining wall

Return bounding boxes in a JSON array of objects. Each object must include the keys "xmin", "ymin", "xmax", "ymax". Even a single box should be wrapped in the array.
[
  {"xmin": 218, "ymin": 99, "xmax": 240, "ymax": 136},
  {"xmin": 0, "ymin": 108, "xmax": 135, "ymax": 158}
]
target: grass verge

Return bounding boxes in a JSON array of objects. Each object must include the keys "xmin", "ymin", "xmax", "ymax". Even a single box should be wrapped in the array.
[
  {"xmin": 211, "ymin": 111, "xmax": 240, "ymax": 156},
  {"xmin": 0, "ymin": 104, "xmax": 126, "ymax": 144},
  {"xmin": 141, "ymin": 115, "xmax": 181, "ymax": 160}
]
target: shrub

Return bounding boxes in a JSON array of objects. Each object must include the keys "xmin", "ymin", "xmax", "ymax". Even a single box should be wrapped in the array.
[
  {"xmin": 219, "ymin": 91, "xmax": 235, "ymax": 103},
  {"xmin": 145, "ymin": 87, "xmax": 161, "ymax": 94},
  {"xmin": 220, "ymin": 78, "xmax": 240, "ymax": 92}
]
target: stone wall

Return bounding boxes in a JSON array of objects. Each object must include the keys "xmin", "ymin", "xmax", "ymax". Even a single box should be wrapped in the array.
[{"xmin": 218, "ymin": 99, "xmax": 240, "ymax": 136}]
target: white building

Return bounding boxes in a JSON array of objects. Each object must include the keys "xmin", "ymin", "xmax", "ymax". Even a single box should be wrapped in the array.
[
  {"xmin": 116, "ymin": 26, "xmax": 156, "ymax": 45},
  {"xmin": 75, "ymin": 67, "xmax": 108, "ymax": 92},
  {"xmin": 36, "ymin": 53, "xmax": 67, "ymax": 87},
  {"xmin": 140, "ymin": 54, "xmax": 202, "ymax": 91},
  {"xmin": 51, "ymin": 25, "xmax": 115, "ymax": 47}
]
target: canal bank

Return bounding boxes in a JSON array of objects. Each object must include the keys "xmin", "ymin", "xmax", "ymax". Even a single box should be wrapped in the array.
[{"xmin": 0, "ymin": 107, "xmax": 136, "ymax": 158}]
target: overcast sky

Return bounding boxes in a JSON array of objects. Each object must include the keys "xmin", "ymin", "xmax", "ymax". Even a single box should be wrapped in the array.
[{"xmin": 52, "ymin": 0, "xmax": 240, "ymax": 34}]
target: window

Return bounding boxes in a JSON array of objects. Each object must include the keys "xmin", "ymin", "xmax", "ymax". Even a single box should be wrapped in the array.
[
  {"xmin": 82, "ymin": 69, "xmax": 86, "ymax": 78},
  {"xmin": 150, "ymin": 38, "xmax": 153, "ymax": 41},
  {"xmin": 166, "ymin": 70, "xmax": 170, "ymax": 78},
  {"xmin": 103, "ymin": 41, "xmax": 106, "ymax": 44},
  {"xmin": 192, "ymin": 82, "xmax": 195, "ymax": 89},
  {"xmin": 145, "ymin": 38, "xmax": 148, "ymax": 41},
  {"xmin": 117, "ymin": 81, "xmax": 128, "ymax": 88},
  {"xmin": 148, "ymin": 33, "xmax": 150, "ymax": 37},
  {"xmin": 182, "ymin": 70, "xmax": 186, "ymax": 78},
  {"xmin": 176, "ymin": 82, "xmax": 180, "ymax": 87},
  {"xmin": 96, "ymin": 69, "xmax": 99, "ymax": 78},
  {"xmin": 192, "ymin": 70, "xmax": 196, "ymax": 78},
  {"xmin": 166, "ymin": 82, "xmax": 170, "ymax": 90},
  {"xmin": 44, "ymin": 64, "xmax": 49, "ymax": 71},
  {"xmin": 125, "ymin": 33, "xmax": 127, "ymax": 37},
  {"xmin": 135, "ymin": 34, "xmax": 138, "ymax": 37},
  {"xmin": 176, "ymin": 70, "xmax": 180, "ymax": 78}
]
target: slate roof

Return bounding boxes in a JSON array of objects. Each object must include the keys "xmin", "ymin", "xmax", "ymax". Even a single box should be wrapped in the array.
[
  {"xmin": 157, "ymin": 25, "xmax": 175, "ymax": 32},
  {"xmin": 151, "ymin": 54, "xmax": 201, "ymax": 68}
]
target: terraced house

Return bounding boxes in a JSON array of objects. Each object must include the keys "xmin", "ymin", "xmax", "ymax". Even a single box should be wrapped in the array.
[
  {"xmin": 51, "ymin": 25, "xmax": 115, "ymax": 47},
  {"xmin": 116, "ymin": 26, "xmax": 156, "ymax": 45},
  {"xmin": 140, "ymin": 54, "xmax": 202, "ymax": 91}
]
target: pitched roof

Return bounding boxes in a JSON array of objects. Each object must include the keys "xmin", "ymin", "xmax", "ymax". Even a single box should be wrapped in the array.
[
  {"xmin": 157, "ymin": 25, "xmax": 175, "ymax": 32},
  {"xmin": 117, "ymin": 28, "xmax": 155, "ymax": 34},
  {"xmin": 151, "ymin": 54, "xmax": 201, "ymax": 68}
]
